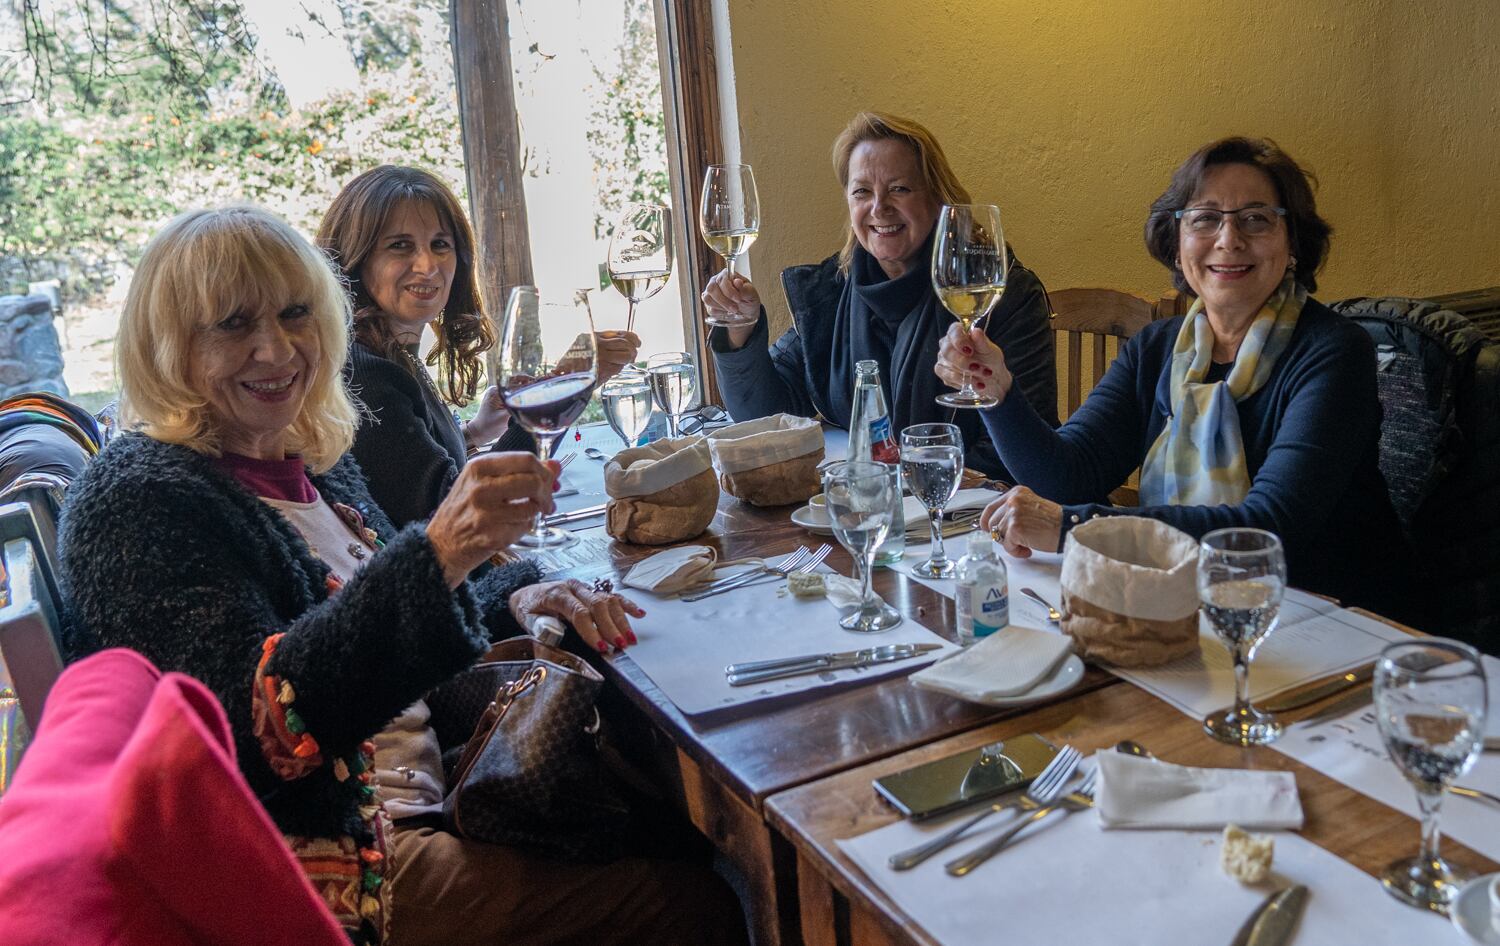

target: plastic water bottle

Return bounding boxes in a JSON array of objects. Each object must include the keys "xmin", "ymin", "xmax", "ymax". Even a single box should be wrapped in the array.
[
  {"xmin": 846, "ymin": 360, "xmax": 906, "ymax": 566},
  {"xmin": 955, "ymin": 531, "xmax": 1008, "ymax": 645}
]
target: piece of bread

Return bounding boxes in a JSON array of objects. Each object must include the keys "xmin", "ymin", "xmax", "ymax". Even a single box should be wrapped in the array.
[
  {"xmin": 1221, "ymin": 824, "xmax": 1273, "ymax": 883},
  {"xmin": 787, "ymin": 572, "xmax": 826, "ymax": 598}
]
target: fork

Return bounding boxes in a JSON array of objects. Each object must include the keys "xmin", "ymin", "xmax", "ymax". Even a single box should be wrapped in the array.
[
  {"xmin": 888, "ymin": 745, "xmax": 1081, "ymax": 870},
  {"xmin": 946, "ymin": 767, "xmax": 1099, "ymax": 876},
  {"xmin": 557, "ymin": 452, "xmax": 576, "ymax": 472},
  {"xmin": 683, "ymin": 548, "xmax": 812, "ymax": 599}
]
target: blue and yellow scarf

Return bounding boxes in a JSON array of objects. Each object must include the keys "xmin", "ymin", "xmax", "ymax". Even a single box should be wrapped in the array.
[{"xmin": 1138, "ymin": 275, "xmax": 1304, "ymax": 507}]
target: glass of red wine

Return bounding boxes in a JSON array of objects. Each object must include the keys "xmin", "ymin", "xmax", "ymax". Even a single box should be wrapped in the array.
[{"xmin": 498, "ymin": 286, "xmax": 599, "ymax": 550}]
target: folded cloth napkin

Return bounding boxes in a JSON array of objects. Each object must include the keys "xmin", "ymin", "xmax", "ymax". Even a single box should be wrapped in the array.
[
  {"xmin": 622, "ymin": 545, "xmax": 722, "ymax": 594},
  {"xmin": 909, "ymin": 625, "xmax": 1073, "ymax": 702},
  {"xmin": 1094, "ymin": 752, "xmax": 1304, "ymax": 830},
  {"xmin": 901, "ymin": 488, "xmax": 999, "ymax": 524}
]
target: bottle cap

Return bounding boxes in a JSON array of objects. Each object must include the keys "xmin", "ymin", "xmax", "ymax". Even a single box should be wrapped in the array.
[
  {"xmin": 529, "ymin": 615, "xmax": 566, "ymax": 648},
  {"xmin": 968, "ymin": 529, "xmax": 994, "ymax": 555}
]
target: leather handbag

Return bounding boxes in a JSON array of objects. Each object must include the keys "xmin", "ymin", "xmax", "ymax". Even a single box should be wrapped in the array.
[{"xmin": 426, "ymin": 638, "xmax": 629, "ymax": 862}]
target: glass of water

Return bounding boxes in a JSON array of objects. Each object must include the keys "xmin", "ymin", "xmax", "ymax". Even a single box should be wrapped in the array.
[
  {"xmin": 823, "ymin": 460, "xmax": 903, "ymax": 633},
  {"xmin": 1373, "ymin": 639, "xmax": 1488, "ymax": 914},
  {"xmin": 900, "ymin": 423, "xmax": 964, "ymax": 578},
  {"xmin": 1198, "ymin": 528, "xmax": 1286, "ymax": 746},
  {"xmin": 646, "ymin": 351, "xmax": 697, "ymax": 438},
  {"xmin": 600, "ymin": 370, "xmax": 654, "ymax": 451}
]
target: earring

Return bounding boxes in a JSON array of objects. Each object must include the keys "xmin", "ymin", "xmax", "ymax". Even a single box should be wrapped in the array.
[{"xmin": 1287, "ymin": 257, "xmax": 1298, "ymax": 273}]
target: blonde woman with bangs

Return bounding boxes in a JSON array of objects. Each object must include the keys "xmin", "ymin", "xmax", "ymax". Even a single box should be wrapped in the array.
[
  {"xmin": 59, "ymin": 206, "xmax": 746, "ymax": 946},
  {"xmin": 703, "ymin": 110, "xmax": 1057, "ymax": 477}
]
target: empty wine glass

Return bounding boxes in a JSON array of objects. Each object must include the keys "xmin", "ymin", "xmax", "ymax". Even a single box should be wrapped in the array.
[
  {"xmin": 646, "ymin": 351, "xmax": 697, "ymax": 438},
  {"xmin": 823, "ymin": 460, "xmax": 903, "ymax": 633},
  {"xmin": 931, "ymin": 204, "xmax": 1006, "ymax": 409},
  {"xmin": 497, "ymin": 286, "xmax": 598, "ymax": 550},
  {"xmin": 1374, "ymin": 639, "xmax": 1488, "ymax": 914},
  {"xmin": 599, "ymin": 370, "xmax": 654, "ymax": 451},
  {"xmin": 607, "ymin": 203, "xmax": 673, "ymax": 334},
  {"xmin": 1198, "ymin": 528, "xmax": 1287, "ymax": 746},
  {"xmin": 900, "ymin": 423, "xmax": 964, "ymax": 578},
  {"xmin": 699, "ymin": 163, "xmax": 760, "ymax": 326}
]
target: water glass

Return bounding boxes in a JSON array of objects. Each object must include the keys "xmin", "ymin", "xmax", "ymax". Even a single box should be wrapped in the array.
[
  {"xmin": 823, "ymin": 461, "xmax": 903, "ymax": 633},
  {"xmin": 646, "ymin": 351, "xmax": 697, "ymax": 438},
  {"xmin": 1373, "ymin": 639, "xmax": 1487, "ymax": 914},
  {"xmin": 1198, "ymin": 528, "xmax": 1286, "ymax": 746},
  {"xmin": 599, "ymin": 369, "xmax": 654, "ymax": 450},
  {"xmin": 900, "ymin": 423, "xmax": 964, "ymax": 578}
]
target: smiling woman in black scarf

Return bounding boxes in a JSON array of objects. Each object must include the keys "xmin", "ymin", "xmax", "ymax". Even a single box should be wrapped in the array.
[{"xmin": 703, "ymin": 111, "xmax": 1057, "ymax": 477}]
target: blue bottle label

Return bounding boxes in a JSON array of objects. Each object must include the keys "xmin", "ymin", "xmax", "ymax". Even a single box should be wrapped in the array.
[{"xmin": 974, "ymin": 586, "xmax": 1008, "ymax": 637}]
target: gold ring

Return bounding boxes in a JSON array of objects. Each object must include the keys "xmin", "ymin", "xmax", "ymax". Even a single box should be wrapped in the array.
[{"xmin": 989, "ymin": 527, "xmax": 1003, "ymax": 543}]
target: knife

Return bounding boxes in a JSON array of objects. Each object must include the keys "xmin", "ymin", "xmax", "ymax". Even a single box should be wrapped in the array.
[
  {"xmin": 725, "ymin": 643, "xmax": 942, "ymax": 687},
  {"xmin": 543, "ymin": 502, "xmax": 608, "ymax": 526},
  {"xmin": 1230, "ymin": 884, "xmax": 1308, "ymax": 946},
  {"xmin": 726, "ymin": 646, "xmax": 878, "ymax": 677},
  {"xmin": 1256, "ymin": 663, "xmax": 1375, "ymax": 715}
]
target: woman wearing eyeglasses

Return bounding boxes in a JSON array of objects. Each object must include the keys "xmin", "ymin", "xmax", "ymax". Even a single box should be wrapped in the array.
[{"xmin": 937, "ymin": 136, "xmax": 1408, "ymax": 615}]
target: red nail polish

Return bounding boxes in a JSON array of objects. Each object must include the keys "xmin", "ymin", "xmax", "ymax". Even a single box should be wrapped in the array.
[
  {"xmin": 596, "ymin": 640, "xmax": 609, "ymax": 653},
  {"xmin": 962, "ymin": 347, "xmax": 972, "ymax": 354},
  {"xmin": 553, "ymin": 481, "xmax": 561, "ymax": 492},
  {"xmin": 969, "ymin": 362, "xmax": 980, "ymax": 370},
  {"xmin": 614, "ymin": 637, "xmax": 626, "ymax": 650},
  {"xmin": 976, "ymin": 381, "xmax": 986, "ymax": 389},
  {"xmin": 626, "ymin": 631, "xmax": 638, "ymax": 645},
  {"xmin": 983, "ymin": 368, "xmax": 994, "ymax": 376}
]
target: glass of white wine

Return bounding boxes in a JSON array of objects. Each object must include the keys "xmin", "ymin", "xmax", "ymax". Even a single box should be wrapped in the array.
[
  {"xmin": 931, "ymin": 203, "xmax": 1007, "ymax": 409},
  {"xmin": 699, "ymin": 163, "xmax": 760, "ymax": 327},
  {"xmin": 607, "ymin": 203, "xmax": 673, "ymax": 335},
  {"xmin": 646, "ymin": 351, "xmax": 697, "ymax": 438}
]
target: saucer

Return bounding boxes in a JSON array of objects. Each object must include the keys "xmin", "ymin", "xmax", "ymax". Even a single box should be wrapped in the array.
[
  {"xmin": 1451, "ymin": 873, "xmax": 1500, "ymax": 944},
  {"xmin": 790, "ymin": 505, "xmax": 835, "ymax": 535},
  {"xmin": 968, "ymin": 653, "xmax": 1085, "ymax": 707}
]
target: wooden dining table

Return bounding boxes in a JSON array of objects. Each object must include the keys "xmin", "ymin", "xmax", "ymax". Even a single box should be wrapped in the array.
[
  {"xmin": 550, "ymin": 490, "xmax": 1117, "ymax": 946},
  {"xmin": 549, "ymin": 486, "xmax": 1490, "ymax": 946}
]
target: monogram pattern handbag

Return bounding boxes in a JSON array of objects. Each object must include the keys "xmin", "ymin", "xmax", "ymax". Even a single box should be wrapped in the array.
[{"xmin": 428, "ymin": 638, "xmax": 630, "ymax": 862}]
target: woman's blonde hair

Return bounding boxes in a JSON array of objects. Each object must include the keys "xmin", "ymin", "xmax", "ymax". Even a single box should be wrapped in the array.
[
  {"xmin": 116, "ymin": 206, "xmax": 358, "ymax": 472},
  {"xmin": 317, "ymin": 165, "xmax": 494, "ymax": 407},
  {"xmin": 831, "ymin": 111, "xmax": 972, "ymax": 273}
]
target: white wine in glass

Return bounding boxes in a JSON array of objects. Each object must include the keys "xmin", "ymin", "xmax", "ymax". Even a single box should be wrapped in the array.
[
  {"xmin": 699, "ymin": 163, "xmax": 760, "ymax": 327},
  {"xmin": 607, "ymin": 204, "xmax": 673, "ymax": 334},
  {"xmin": 931, "ymin": 204, "xmax": 1007, "ymax": 408}
]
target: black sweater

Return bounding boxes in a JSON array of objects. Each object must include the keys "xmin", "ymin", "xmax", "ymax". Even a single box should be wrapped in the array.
[{"xmin": 58, "ymin": 434, "xmax": 540, "ymax": 840}]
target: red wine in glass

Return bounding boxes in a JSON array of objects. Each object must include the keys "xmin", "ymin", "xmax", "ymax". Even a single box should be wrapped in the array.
[{"xmin": 502, "ymin": 372, "xmax": 596, "ymax": 436}]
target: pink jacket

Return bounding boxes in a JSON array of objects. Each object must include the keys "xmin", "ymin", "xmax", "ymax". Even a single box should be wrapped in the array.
[{"xmin": 0, "ymin": 648, "xmax": 346, "ymax": 945}]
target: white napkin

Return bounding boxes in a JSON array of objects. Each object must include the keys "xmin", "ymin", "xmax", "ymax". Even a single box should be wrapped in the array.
[
  {"xmin": 901, "ymin": 488, "xmax": 996, "ymax": 525},
  {"xmin": 1095, "ymin": 752, "xmax": 1304, "ymax": 830},
  {"xmin": 909, "ymin": 625, "xmax": 1073, "ymax": 701},
  {"xmin": 621, "ymin": 545, "xmax": 720, "ymax": 594}
]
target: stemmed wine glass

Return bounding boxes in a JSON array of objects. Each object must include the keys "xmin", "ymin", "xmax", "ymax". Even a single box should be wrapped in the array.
[
  {"xmin": 699, "ymin": 163, "xmax": 760, "ymax": 326},
  {"xmin": 599, "ymin": 371, "xmax": 654, "ymax": 452},
  {"xmin": 1198, "ymin": 528, "xmax": 1287, "ymax": 746},
  {"xmin": 900, "ymin": 423, "xmax": 964, "ymax": 578},
  {"xmin": 824, "ymin": 460, "xmax": 903, "ymax": 633},
  {"xmin": 931, "ymin": 204, "xmax": 1007, "ymax": 409},
  {"xmin": 497, "ymin": 286, "xmax": 598, "ymax": 550},
  {"xmin": 646, "ymin": 351, "xmax": 697, "ymax": 438},
  {"xmin": 607, "ymin": 203, "xmax": 673, "ymax": 335},
  {"xmin": 1373, "ymin": 639, "xmax": 1488, "ymax": 914}
]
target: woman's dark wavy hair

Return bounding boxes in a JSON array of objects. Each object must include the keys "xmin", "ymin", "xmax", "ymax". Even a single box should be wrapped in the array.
[
  {"xmin": 317, "ymin": 165, "xmax": 494, "ymax": 406},
  {"xmin": 1144, "ymin": 137, "xmax": 1332, "ymax": 296}
]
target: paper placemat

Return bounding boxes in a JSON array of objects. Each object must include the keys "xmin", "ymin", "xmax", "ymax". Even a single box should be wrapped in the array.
[
  {"xmin": 837, "ymin": 803, "xmax": 1447, "ymax": 945},
  {"xmin": 1274, "ymin": 658, "xmax": 1500, "ymax": 863},
  {"xmin": 619, "ymin": 566, "xmax": 958, "ymax": 716}
]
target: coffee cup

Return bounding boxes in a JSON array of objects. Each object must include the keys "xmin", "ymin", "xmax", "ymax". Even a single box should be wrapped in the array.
[
  {"xmin": 1489, "ymin": 874, "xmax": 1500, "ymax": 934},
  {"xmin": 805, "ymin": 492, "xmax": 831, "ymax": 526}
]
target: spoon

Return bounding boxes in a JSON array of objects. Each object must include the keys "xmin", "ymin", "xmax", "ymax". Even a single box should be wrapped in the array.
[
  {"xmin": 583, "ymin": 447, "xmax": 608, "ymax": 461},
  {"xmin": 1114, "ymin": 740, "xmax": 1153, "ymax": 759},
  {"xmin": 1020, "ymin": 587, "xmax": 1062, "ymax": 623}
]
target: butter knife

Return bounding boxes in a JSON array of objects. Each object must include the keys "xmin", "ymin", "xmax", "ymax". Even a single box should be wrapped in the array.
[
  {"xmin": 725, "ymin": 642, "xmax": 943, "ymax": 677},
  {"xmin": 1257, "ymin": 663, "xmax": 1375, "ymax": 715},
  {"xmin": 726, "ymin": 643, "xmax": 941, "ymax": 687},
  {"xmin": 1230, "ymin": 884, "xmax": 1308, "ymax": 946}
]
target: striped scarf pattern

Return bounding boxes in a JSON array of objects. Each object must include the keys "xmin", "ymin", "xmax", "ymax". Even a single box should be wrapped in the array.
[{"xmin": 1138, "ymin": 275, "xmax": 1305, "ymax": 507}]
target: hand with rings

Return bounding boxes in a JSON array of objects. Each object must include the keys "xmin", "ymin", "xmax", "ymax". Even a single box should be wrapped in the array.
[
  {"xmin": 508, "ymin": 578, "xmax": 646, "ymax": 654},
  {"xmin": 979, "ymin": 485, "xmax": 1064, "ymax": 558}
]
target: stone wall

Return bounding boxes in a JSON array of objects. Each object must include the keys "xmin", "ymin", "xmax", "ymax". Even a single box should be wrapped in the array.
[{"xmin": 0, "ymin": 295, "xmax": 68, "ymax": 398}]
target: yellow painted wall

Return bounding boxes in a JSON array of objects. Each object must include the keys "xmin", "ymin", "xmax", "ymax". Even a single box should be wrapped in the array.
[{"xmin": 724, "ymin": 0, "xmax": 1500, "ymax": 334}]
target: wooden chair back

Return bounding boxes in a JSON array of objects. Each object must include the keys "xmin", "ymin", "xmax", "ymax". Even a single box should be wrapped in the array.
[{"xmin": 1049, "ymin": 288, "xmax": 1182, "ymax": 419}]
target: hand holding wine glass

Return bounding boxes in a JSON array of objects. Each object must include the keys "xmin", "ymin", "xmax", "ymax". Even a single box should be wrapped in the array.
[
  {"xmin": 931, "ymin": 204, "xmax": 1007, "ymax": 409},
  {"xmin": 1198, "ymin": 528, "xmax": 1287, "ymax": 746},
  {"xmin": 700, "ymin": 163, "xmax": 760, "ymax": 327},
  {"xmin": 700, "ymin": 270, "xmax": 762, "ymax": 348},
  {"xmin": 607, "ymin": 204, "xmax": 673, "ymax": 335},
  {"xmin": 1373, "ymin": 639, "xmax": 1488, "ymax": 913},
  {"xmin": 497, "ymin": 286, "xmax": 598, "ymax": 550}
]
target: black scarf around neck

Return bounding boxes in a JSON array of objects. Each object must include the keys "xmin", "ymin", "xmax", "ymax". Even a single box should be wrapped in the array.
[{"xmin": 825, "ymin": 228, "xmax": 967, "ymax": 443}]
